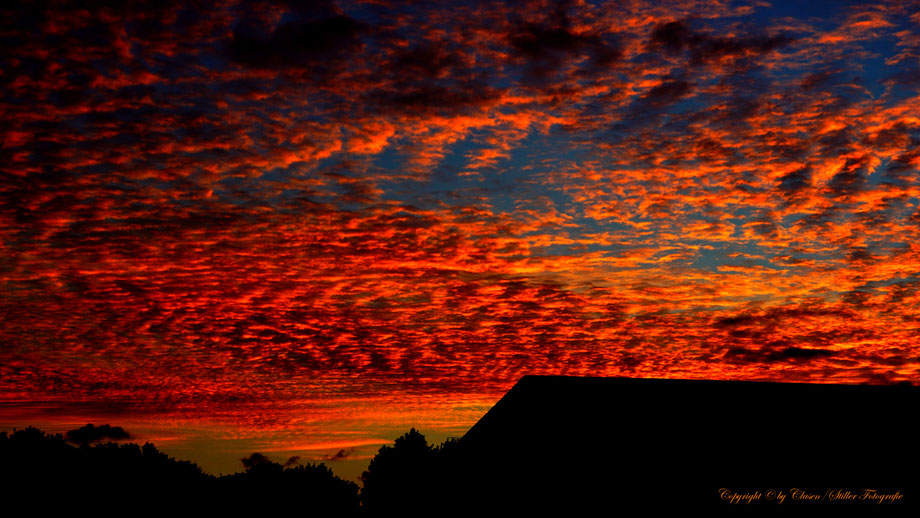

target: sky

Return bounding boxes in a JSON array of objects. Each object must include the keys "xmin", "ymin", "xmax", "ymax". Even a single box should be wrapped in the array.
[{"xmin": 2, "ymin": 0, "xmax": 919, "ymax": 480}]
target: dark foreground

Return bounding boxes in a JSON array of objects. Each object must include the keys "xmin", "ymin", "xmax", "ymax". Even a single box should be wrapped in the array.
[
  {"xmin": 451, "ymin": 376, "xmax": 917, "ymax": 513},
  {"xmin": 0, "ymin": 426, "xmax": 360, "ymax": 514},
  {"xmin": 2, "ymin": 376, "xmax": 916, "ymax": 514}
]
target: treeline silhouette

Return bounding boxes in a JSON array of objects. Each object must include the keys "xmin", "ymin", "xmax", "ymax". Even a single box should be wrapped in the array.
[
  {"xmin": 1, "ymin": 425, "xmax": 361, "ymax": 514},
  {"xmin": 1, "ymin": 424, "xmax": 478, "ymax": 514},
  {"xmin": 7, "ymin": 380, "xmax": 916, "ymax": 514}
]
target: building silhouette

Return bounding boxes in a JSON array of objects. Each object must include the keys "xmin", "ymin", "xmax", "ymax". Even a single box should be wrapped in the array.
[{"xmin": 448, "ymin": 375, "xmax": 916, "ymax": 512}]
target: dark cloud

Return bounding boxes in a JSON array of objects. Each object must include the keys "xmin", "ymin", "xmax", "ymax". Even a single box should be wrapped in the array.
[
  {"xmin": 642, "ymin": 78, "xmax": 693, "ymax": 107},
  {"xmin": 226, "ymin": 13, "xmax": 368, "ymax": 74},
  {"xmin": 884, "ymin": 148, "xmax": 920, "ymax": 184},
  {"xmin": 774, "ymin": 347, "xmax": 835, "ymax": 361},
  {"xmin": 322, "ymin": 449, "xmax": 352, "ymax": 461},
  {"xmin": 882, "ymin": 68, "xmax": 920, "ymax": 88},
  {"xmin": 827, "ymin": 156, "xmax": 870, "ymax": 197},
  {"xmin": 714, "ymin": 314, "xmax": 759, "ymax": 328},
  {"xmin": 841, "ymin": 289, "xmax": 871, "ymax": 306},
  {"xmin": 365, "ymin": 34, "xmax": 504, "ymax": 115},
  {"xmin": 817, "ymin": 126, "xmax": 857, "ymax": 157},
  {"xmin": 65, "ymin": 424, "xmax": 132, "ymax": 445},
  {"xmin": 649, "ymin": 19, "xmax": 793, "ymax": 66},
  {"xmin": 861, "ymin": 373, "xmax": 916, "ymax": 386},
  {"xmin": 714, "ymin": 307, "xmax": 854, "ymax": 329},
  {"xmin": 723, "ymin": 346, "xmax": 835, "ymax": 363},
  {"xmin": 846, "ymin": 248, "xmax": 876, "ymax": 264},
  {"xmin": 390, "ymin": 41, "xmax": 466, "ymax": 79},
  {"xmin": 649, "ymin": 20, "xmax": 692, "ymax": 54},
  {"xmin": 241, "ymin": 452, "xmax": 274, "ymax": 470},
  {"xmin": 778, "ymin": 166, "xmax": 811, "ymax": 193},
  {"xmin": 507, "ymin": 1, "xmax": 620, "ymax": 85},
  {"xmin": 369, "ymin": 80, "xmax": 502, "ymax": 115},
  {"xmin": 800, "ymin": 70, "xmax": 838, "ymax": 91},
  {"xmin": 277, "ymin": 0, "xmax": 341, "ymax": 18}
]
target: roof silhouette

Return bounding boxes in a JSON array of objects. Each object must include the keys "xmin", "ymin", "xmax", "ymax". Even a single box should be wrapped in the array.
[{"xmin": 451, "ymin": 375, "xmax": 917, "ymax": 512}]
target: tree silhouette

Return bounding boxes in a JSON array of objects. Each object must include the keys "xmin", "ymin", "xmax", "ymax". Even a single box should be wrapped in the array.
[
  {"xmin": 0, "ymin": 425, "xmax": 359, "ymax": 515},
  {"xmin": 1, "ymin": 425, "xmax": 211, "ymax": 511},
  {"xmin": 361, "ymin": 428, "xmax": 433, "ymax": 513},
  {"xmin": 360, "ymin": 428, "xmax": 470, "ymax": 514},
  {"xmin": 217, "ymin": 451, "xmax": 359, "ymax": 514}
]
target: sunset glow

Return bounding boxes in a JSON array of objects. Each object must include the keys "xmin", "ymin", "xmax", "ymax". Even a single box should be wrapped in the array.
[{"xmin": 2, "ymin": 0, "xmax": 919, "ymax": 478}]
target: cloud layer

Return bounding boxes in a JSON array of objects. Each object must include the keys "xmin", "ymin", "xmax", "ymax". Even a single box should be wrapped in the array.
[{"xmin": 2, "ymin": 0, "xmax": 919, "ymax": 470}]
